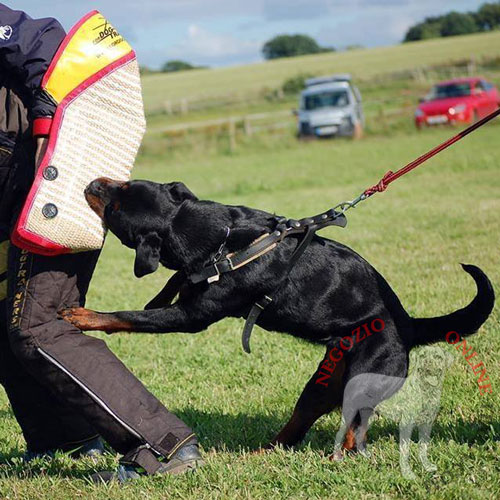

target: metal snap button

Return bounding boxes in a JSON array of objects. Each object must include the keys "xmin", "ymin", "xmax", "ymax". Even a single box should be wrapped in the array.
[
  {"xmin": 42, "ymin": 203, "xmax": 58, "ymax": 219},
  {"xmin": 43, "ymin": 166, "xmax": 58, "ymax": 181}
]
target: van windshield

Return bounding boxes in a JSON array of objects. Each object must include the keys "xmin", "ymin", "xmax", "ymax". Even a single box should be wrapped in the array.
[
  {"xmin": 428, "ymin": 83, "xmax": 471, "ymax": 100},
  {"xmin": 304, "ymin": 90, "xmax": 349, "ymax": 110}
]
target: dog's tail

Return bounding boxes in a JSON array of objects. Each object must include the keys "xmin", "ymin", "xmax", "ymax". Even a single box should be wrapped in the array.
[{"xmin": 411, "ymin": 264, "xmax": 494, "ymax": 348}]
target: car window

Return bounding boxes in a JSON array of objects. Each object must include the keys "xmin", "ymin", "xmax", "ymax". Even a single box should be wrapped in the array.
[
  {"xmin": 482, "ymin": 81, "xmax": 494, "ymax": 91},
  {"xmin": 304, "ymin": 90, "xmax": 350, "ymax": 110},
  {"xmin": 428, "ymin": 83, "xmax": 471, "ymax": 100}
]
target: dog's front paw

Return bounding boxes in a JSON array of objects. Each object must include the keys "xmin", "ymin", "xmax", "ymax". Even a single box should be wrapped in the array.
[{"xmin": 58, "ymin": 307, "xmax": 101, "ymax": 331}]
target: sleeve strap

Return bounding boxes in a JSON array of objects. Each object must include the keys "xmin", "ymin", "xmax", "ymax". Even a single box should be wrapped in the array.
[{"xmin": 32, "ymin": 117, "xmax": 53, "ymax": 137}]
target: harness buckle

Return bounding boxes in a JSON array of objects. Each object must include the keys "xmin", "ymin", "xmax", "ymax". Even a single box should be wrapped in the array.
[{"xmin": 207, "ymin": 264, "xmax": 221, "ymax": 283}]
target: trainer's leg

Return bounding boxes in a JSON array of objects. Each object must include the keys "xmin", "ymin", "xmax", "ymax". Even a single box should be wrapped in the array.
[
  {"xmin": 0, "ymin": 239, "xmax": 98, "ymax": 453},
  {"xmin": 8, "ymin": 246, "xmax": 197, "ymax": 471}
]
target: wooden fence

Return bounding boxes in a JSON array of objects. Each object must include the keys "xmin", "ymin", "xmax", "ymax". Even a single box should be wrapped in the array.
[{"xmin": 158, "ymin": 110, "xmax": 295, "ymax": 152}]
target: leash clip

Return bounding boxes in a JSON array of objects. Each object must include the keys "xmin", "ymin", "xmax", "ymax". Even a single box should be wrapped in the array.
[{"xmin": 213, "ymin": 227, "xmax": 231, "ymax": 264}]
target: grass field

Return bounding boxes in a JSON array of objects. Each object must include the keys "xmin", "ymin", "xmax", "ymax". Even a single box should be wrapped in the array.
[
  {"xmin": 1, "ymin": 32, "xmax": 500, "ymax": 500},
  {"xmin": 1, "ymin": 121, "xmax": 499, "ymax": 499}
]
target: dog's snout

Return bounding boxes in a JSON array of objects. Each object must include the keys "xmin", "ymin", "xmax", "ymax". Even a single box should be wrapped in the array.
[
  {"xmin": 84, "ymin": 177, "xmax": 124, "ymax": 218},
  {"xmin": 85, "ymin": 180, "xmax": 102, "ymax": 199},
  {"xmin": 85, "ymin": 178, "xmax": 124, "ymax": 202}
]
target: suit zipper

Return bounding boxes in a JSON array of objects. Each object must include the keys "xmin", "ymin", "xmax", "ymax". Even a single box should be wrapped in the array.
[{"xmin": 37, "ymin": 347, "xmax": 159, "ymax": 455}]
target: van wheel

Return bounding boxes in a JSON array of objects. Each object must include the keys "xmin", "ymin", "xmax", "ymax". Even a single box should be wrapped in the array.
[{"xmin": 352, "ymin": 122, "xmax": 363, "ymax": 140}]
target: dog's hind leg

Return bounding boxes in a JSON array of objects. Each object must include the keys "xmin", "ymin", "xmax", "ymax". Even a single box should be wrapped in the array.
[
  {"xmin": 264, "ymin": 350, "xmax": 346, "ymax": 450},
  {"xmin": 330, "ymin": 407, "xmax": 358, "ymax": 461},
  {"xmin": 354, "ymin": 407, "xmax": 373, "ymax": 456}
]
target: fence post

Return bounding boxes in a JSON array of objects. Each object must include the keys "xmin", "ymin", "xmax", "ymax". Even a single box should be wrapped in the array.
[
  {"xmin": 163, "ymin": 100, "xmax": 172, "ymax": 115},
  {"xmin": 243, "ymin": 116, "xmax": 253, "ymax": 137},
  {"xmin": 228, "ymin": 118, "xmax": 236, "ymax": 152},
  {"xmin": 467, "ymin": 57, "xmax": 476, "ymax": 76},
  {"xmin": 378, "ymin": 107, "xmax": 386, "ymax": 129},
  {"xmin": 180, "ymin": 98, "xmax": 189, "ymax": 115}
]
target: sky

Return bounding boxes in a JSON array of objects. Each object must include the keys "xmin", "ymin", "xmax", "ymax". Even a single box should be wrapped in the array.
[{"xmin": 9, "ymin": 0, "xmax": 487, "ymax": 68}]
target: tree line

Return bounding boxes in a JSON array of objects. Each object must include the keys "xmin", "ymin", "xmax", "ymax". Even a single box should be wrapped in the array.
[{"xmin": 404, "ymin": 1, "xmax": 500, "ymax": 42}]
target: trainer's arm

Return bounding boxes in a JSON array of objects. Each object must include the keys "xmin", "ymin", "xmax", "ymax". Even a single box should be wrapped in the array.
[{"xmin": 0, "ymin": 3, "xmax": 65, "ymax": 131}]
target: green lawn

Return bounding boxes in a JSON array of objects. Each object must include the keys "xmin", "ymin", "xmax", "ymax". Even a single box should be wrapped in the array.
[{"xmin": 1, "ymin": 119, "xmax": 499, "ymax": 498}]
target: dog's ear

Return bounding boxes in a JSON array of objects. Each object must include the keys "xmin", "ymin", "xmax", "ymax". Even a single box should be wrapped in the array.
[
  {"xmin": 134, "ymin": 232, "xmax": 162, "ymax": 278},
  {"xmin": 165, "ymin": 182, "xmax": 198, "ymax": 203}
]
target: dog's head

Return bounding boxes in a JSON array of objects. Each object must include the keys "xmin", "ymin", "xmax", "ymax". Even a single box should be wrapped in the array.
[{"xmin": 85, "ymin": 177, "xmax": 197, "ymax": 277}]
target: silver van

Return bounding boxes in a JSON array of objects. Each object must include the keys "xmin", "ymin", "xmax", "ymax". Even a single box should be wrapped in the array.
[{"xmin": 297, "ymin": 74, "xmax": 364, "ymax": 138}]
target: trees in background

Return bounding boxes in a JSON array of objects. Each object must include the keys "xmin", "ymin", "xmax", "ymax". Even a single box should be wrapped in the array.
[
  {"xmin": 262, "ymin": 34, "xmax": 334, "ymax": 60},
  {"xmin": 404, "ymin": 1, "xmax": 500, "ymax": 42},
  {"xmin": 161, "ymin": 60, "xmax": 207, "ymax": 72},
  {"xmin": 476, "ymin": 2, "xmax": 500, "ymax": 30},
  {"xmin": 139, "ymin": 60, "xmax": 207, "ymax": 75}
]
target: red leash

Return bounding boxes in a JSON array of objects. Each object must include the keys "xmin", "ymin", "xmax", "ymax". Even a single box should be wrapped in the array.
[{"xmin": 362, "ymin": 107, "xmax": 500, "ymax": 198}]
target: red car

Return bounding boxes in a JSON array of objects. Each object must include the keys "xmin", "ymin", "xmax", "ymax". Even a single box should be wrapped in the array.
[{"xmin": 415, "ymin": 77, "xmax": 500, "ymax": 128}]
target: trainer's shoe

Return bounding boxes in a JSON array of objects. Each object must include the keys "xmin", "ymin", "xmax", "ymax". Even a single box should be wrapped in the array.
[
  {"xmin": 69, "ymin": 436, "xmax": 105, "ymax": 458},
  {"xmin": 91, "ymin": 444, "xmax": 203, "ymax": 484}
]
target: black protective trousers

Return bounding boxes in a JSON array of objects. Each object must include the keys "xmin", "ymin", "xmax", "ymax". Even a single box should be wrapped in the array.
[{"xmin": 0, "ymin": 86, "xmax": 196, "ymax": 471}]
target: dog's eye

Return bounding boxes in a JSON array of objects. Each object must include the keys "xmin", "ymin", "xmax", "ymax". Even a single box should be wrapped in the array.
[{"xmin": 113, "ymin": 201, "xmax": 121, "ymax": 212}]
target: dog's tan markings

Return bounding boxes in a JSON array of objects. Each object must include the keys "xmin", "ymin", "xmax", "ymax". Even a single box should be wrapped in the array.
[
  {"xmin": 59, "ymin": 307, "xmax": 134, "ymax": 333},
  {"xmin": 343, "ymin": 427, "xmax": 356, "ymax": 450},
  {"xmin": 328, "ymin": 427, "xmax": 357, "ymax": 462},
  {"xmin": 85, "ymin": 193, "xmax": 106, "ymax": 218}
]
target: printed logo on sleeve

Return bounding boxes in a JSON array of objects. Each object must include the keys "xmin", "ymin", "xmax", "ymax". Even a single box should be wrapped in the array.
[{"xmin": 0, "ymin": 25, "xmax": 13, "ymax": 41}]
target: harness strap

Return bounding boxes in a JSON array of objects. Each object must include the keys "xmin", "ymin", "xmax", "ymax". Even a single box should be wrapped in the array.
[
  {"xmin": 188, "ymin": 211, "xmax": 347, "ymax": 286},
  {"xmin": 188, "ymin": 231, "xmax": 282, "ymax": 285},
  {"xmin": 242, "ymin": 225, "xmax": 317, "ymax": 354},
  {"xmin": 242, "ymin": 295, "xmax": 273, "ymax": 354}
]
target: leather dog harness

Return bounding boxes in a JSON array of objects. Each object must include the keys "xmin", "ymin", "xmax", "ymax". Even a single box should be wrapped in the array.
[
  {"xmin": 186, "ymin": 107, "xmax": 500, "ymax": 354},
  {"xmin": 188, "ymin": 209, "xmax": 348, "ymax": 353}
]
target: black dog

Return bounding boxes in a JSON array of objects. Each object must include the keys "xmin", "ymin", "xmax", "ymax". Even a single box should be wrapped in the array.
[{"xmin": 61, "ymin": 178, "xmax": 494, "ymax": 457}]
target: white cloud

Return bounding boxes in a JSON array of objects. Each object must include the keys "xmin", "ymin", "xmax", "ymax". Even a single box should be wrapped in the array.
[{"xmin": 167, "ymin": 24, "xmax": 262, "ymax": 65}]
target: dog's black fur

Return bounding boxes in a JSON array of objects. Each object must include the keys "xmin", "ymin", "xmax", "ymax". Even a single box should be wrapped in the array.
[{"xmin": 62, "ymin": 178, "xmax": 494, "ymax": 454}]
